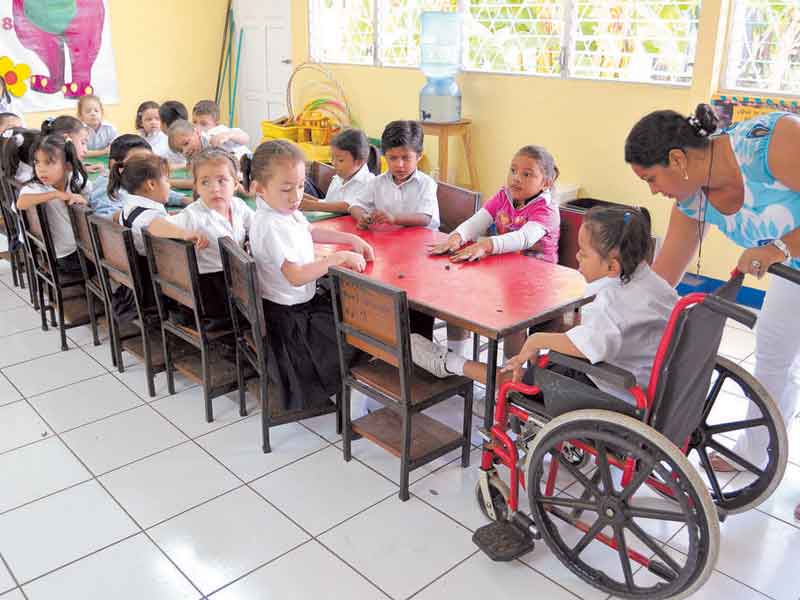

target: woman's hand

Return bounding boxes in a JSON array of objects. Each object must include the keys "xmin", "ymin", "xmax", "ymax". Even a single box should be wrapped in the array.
[
  {"xmin": 738, "ymin": 244, "xmax": 785, "ymax": 279},
  {"xmin": 428, "ymin": 233, "xmax": 463, "ymax": 255},
  {"xmin": 450, "ymin": 238, "xmax": 492, "ymax": 262},
  {"xmin": 350, "ymin": 237, "xmax": 375, "ymax": 261},
  {"xmin": 334, "ymin": 250, "xmax": 367, "ymax": 272}
]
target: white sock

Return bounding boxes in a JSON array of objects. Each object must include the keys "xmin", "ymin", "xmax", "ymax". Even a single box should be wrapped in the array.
[
  {"xmin": 447, "ymin": 338, "xmax": 471, "ymax": 357},
  {"xmin": 445, "ymin": 352, "xmax": 467, "ymax": 376}
]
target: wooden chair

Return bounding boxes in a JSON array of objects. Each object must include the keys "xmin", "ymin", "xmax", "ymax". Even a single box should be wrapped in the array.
[
  {"xmin": 0, "ymin": 178, "xmax": 36, "ymax": 307},
  {"xmin": 330, "ymin": 266, "xmax": 474, "ymax": 501},
  {"xmin": 143, "ymin": 231, "xmax": 241, "ymax": 421},
  {"xmin": 89, "ymin": 215, "xmax": 168, "ymax": 395},
  {"xmin": 308, "ymin": 161, "xmax": 335, "ymax": 196},
  {"xmin": 436, "ymin": 179, "xmax": 481, "ymax": 234},
  {"xmin": 219, "ymin": 237, "xmax": 339, "ymax": 453},
  {"xmin": 20, "ymin": 204, "xmax": 89, "ymax": 350}
]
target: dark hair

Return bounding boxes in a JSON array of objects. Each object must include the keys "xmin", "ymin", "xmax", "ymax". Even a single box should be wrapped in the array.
[
  {"xmin": 41, "ymin": 115, "xmax": 86, "ymax": 138},
  {"xmin": 0, "ymin": 76, "xmax": 10, "ymax": 104},
  {"xmin": 241, "ymin": 140, "xmax": 305, "ymax": 191},
  {"xmin": 516, "ymin": 145, "xmax": 560, "ymax": 183},
  {"xmin": 331, "ymin": 128, "xmax": 369, "ymax": 162},
  {"xmin": 117, "ymin": 154, "xmax": 169, "ymax": 198},
  {"xmin": 192, "ymin": 100, "xmax": 220, "ymax": 122},
  {"xmin": 625, "ymin": 103, "xmax": 720, "ymax": 167},
  {"xmin": 158, "ymin": 100, "xmax": 188, "ymax": 128},
  {"xmin": 135, "ymin": 101, "xmax": 160, "ymax": 130},
  {"xmin": 380, "ymin": 120, "xmax": 423, "ymax": 154},
  {"xmin": 0, "ymin": 128, "xmax": 38, "ymax": 183},
  {"xmin": 583, "ymin": 206, "xmax": 652, "ymax": 284},
  {"xmin": 29, "ymin": 134, "xmax": 87, "ymax": 193},
  {"xmin": 107, "ymin": 134, "xmax": 152, "ymax": 199}
]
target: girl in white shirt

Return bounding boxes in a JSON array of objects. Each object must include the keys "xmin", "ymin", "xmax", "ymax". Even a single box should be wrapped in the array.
[
  {"xmin": 136, "ymin": 101, "xmax": 186, "ymax": 168},
  {"xmin": 16, "ymin": 135, "xmax": 88, "ymax": 273},
  {"xmin": 243, "ymin": 139, "xmax": 375, "ymax": 412},
  {"xmin": 300, "ymin": 128, "xmax": 375, "ymax": 214}
]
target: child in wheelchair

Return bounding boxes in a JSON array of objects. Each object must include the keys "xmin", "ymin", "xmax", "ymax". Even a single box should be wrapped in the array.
[{"xmin": 412, "ymin": 206, "xmax": 678, "ymax": 405}]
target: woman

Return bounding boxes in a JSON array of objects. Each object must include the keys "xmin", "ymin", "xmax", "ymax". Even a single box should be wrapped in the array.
[{"xmin": 625, "ymin": 104, "xmax": 800, "ymax": 520}]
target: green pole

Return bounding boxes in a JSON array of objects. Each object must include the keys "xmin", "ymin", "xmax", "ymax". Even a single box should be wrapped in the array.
[{"xmin": 231, "ymin": 29, "xmax": 244, "ymax": 127}]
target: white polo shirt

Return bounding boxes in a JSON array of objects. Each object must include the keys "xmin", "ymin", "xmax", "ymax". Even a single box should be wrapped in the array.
[
  {"xmin": 201, "ymin": 125, "xmax": 250, "ymax": 161},
  {"xmin": 351, "ymin": 169, "xmax": 439, "ymax": 230},
  {"xmin": 566, "ymin": 263, "xmax": 678, "ymax": 403},
  {"xmin": 249, "ymin": 197, "xmax": 316, "ymax": 306},
  {"xmin": 19, "ymin": 182, "xmax": 75, "ymax": 258},
  {"xmin": 165, "ymin": 197, "xmax": 254, "ymax": 273},
  {"xmin": 119, "ymin": 192, "xmax": 168, "ymax": 255},
  {"xmin": 325, "ymin": 163, "xmax": 374, "ymax": 205}
]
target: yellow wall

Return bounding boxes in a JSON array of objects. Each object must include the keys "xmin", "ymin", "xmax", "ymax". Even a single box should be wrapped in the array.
[
  {"xmin": 25, "ymin": 0, "xmax": 229, "ymax": 137},
  {"xmin": 292, "ymin": 0, "xmax": 772, "ymax": 287}
]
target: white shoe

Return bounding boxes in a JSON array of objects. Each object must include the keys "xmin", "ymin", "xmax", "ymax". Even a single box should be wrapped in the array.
[{"xmin": 410, "ymin": 333, "xmax": 450, "ymax": 378}]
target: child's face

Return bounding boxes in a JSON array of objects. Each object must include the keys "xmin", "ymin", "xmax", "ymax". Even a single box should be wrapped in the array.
[
  {"xmin": 140, "ymin": 108, "xmax": 161, "ymax": 135},
  {"xmin": 0, "ymin": 116, "xmax": 21, "ymax": 133},
  {"xmin": 70, "ymin": 128, "xmax": 89, "ymax": 159},
  {"xmin": 507, "ymin": 154, "xmax": 547, "ymax": 202},
  {"xmin": 175, "ymin": 131, "xmax": 201, "ymax": 159},
  {"xmin": 331, "ymin": 147, "xmax": 363, "ymax": 180},
  {"xmin": 576, "ymin": 224, "xmax": 618, "ymax": 283},
  {"xmin": 194, "ymin": 160, "xmax": 236, "ymax": 210},
  {"xmin": 253, "ymin": 159, "xmax": 305, "ymax": 215},
  {"xmin": 151, "ymin": 174, "xmax": 172, "ymax": 204},
  {"xmin": 80, "ymin": 99, "xmax": 103, "ymax": 128},
  {"xmin": 33, "ymin": 149, "xmax": 67, "ymax": 189},
  {"xmin": 192, "ymin": 113, "xmax": 217, "ymax": 132},
  {"xmin": 384, "ymin": 146, "xmax": 420, "ymax": 183}
]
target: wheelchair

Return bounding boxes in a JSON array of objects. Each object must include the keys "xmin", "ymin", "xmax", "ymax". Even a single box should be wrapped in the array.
[{"xmin": 472, "ymin": 269, "xmax": 792, "ymax": 599}]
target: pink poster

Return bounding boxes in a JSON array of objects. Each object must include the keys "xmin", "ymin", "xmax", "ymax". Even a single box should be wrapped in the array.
[{"xmin": 0, "ymin": 0, "xmax": 118, "ymax": 114}]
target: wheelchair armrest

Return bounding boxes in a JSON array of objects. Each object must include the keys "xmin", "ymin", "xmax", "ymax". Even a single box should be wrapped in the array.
[{"xmin": 546, "ymin": 351, "xmax": 637, "ymax": 390}]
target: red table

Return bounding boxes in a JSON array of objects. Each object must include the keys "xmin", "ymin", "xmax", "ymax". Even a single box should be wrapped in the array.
[{"xmin": 314, "ymin": 217, "xmax": 590, "ymax": 426}]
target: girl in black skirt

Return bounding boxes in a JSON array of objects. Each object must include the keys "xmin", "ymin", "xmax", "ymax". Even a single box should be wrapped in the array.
[{"xmin": 242, "ymin": 140, "xmax": 375, "ymax": 411}]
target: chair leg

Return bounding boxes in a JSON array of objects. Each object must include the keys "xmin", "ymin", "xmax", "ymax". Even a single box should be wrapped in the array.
[
  {"xmin": 236, "ymin": 347, "xmax": 247, "ymax": 417},
  {"xmin": 142, "ymin": 325, "xmax": 156, "ymax": 398},
  {"xmin": 335, "ymin": 390, "xmax": 342, "ymax": 435},
  {"xmin": 16, "ymin": 253, "xmax": 26, "ymax": 290},
  {"xmin": 342, "ymin": 385, "xmax": 352, "ymax": 462},
  {"xmin": 461, "ymin": 386, "xmax": 473, "ymax": 468},
  {"xmin": 472, "ymin": 333, "xmax": 480, "ymax": 361},
  {"xmin": 261, "ymin": 375, "xmax": 271, "ymax": 454},
  {"xmin": 37, "ymin": 277, "xmax": 47, "ymax": 332},
  {"xmin": 47, "ymin": 286, "xmax": 56, "ymax": 327},
  {"xmin": 27, "ymin": 256, "xmax": 38, "ymax": 309},
  {"xmin": 57, "ymin": 293, "xmax": 68, "ymax": 351},
  {"xmin": 163, "ymin": 330, "xmax": 175, "ymax": 395},
  {"xmin": 87, "ymin": 292, "xmax": 100, "ymax": 346},
  {"xmin": 9, "ymin": 253, "xmax": 18, "ymax": 288},
  {"xmin": 202, "ymin": 346, "xmax": 213, "ymax": 423},
  {"xmin": 399, "ymin": 408, "xmax": 412, "ymax": 501}
]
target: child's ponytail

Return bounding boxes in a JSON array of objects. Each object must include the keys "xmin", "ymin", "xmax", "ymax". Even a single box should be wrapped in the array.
[
  {"xmin": 40, "ymin": 117, "xmax": 55, "ymax": 136},
  {"xmin": 1, "ymin": 128, "xmax": 37, "ymax": 184},
  {"xmin": 63, "ymin": 138, "xmax": 87, "ymax": 193},
  {"xmin": 240, "ymin": 154, "xmax": 253, "ymax": 192},
  {"xmin": 108, "ymin": 160, "xmax": 126, "ymax": 199},
  {"xmin": 583, "ymin": 206, "xmax": 652, "ymax": 284}
]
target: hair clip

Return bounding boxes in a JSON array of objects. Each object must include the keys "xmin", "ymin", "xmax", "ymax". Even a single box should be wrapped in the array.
[
  {"xmin": 623, "ymin": 211, "xmax": 631, "ymax": 224},
  {"xmin": 686, "ymin": 116, "xmax": 708, "ymax": 137},
  {"xmin": 1, "ymin": 129, "xmax": 13, "ymax": 139}
]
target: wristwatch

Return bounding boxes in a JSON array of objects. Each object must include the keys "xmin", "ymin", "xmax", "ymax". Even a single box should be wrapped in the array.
[{"xmin": 771, "ymin": 238, "xmax": 791, "ymax": 261}]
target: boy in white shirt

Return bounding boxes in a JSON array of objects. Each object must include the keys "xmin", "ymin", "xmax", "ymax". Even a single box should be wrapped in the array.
[
  {"xmin": 168, "ymin": 119, "xmax": 251, "ymax": 163},
  {"xmin": 350, "ymin": 120, "xmax": 439, "ymax": 230}
]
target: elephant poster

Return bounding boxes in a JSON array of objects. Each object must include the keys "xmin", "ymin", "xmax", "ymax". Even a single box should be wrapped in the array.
[{"xmin": 0, "ymin": 0, "xmax": 118, "ymax": 113}]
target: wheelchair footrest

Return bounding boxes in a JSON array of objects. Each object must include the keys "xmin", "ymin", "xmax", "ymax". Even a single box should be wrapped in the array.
[{"xmin": 472, "ymin": 520, "xmax": 535, "ymax": 561}]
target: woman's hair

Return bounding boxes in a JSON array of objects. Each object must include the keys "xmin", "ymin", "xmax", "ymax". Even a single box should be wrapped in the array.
[
  {"xmin": 625, "ymin": 103, "xmax": 720, "ymax": 167},
  {"xmin": 583, "ymin": 206, "xmax": 652, "ymax": 284},
  {"xmin": 241, "ymin": 140, "xmax": 305, "ymax": 191},
  {"xmin": 29, "ymin": 134, "xmax": 87, "ymax": 193},
  {"xmin": 0, "ymin": 76, "xmax": 10, "ymax": 104},
  {"xmin": 516, "ymin": 145, "xmax": 560, "ymax": 184},
  {"xmin": 0, "ymin": 128, "xmax": 38, "ymax": 182},
  {"xmin": 107, "ymin": 134, "xmax": 152, "ymax": 199},
  {"xmin": 40, "ymin": 115, "xmax": 86, "ymax": 137},
  {"xmin": 381, "ymin": 120, "xmax": 423, "ymax": 154},
  {"xmin": 117, "ymin": 154, "xmax": 169, "ymax": 197},
  {"xmin": 331, "ymin": 128, "xmax": 369, "ymax": 162},
  {"xmin": 135, "ymin": 100, "xmax": 160, "ymax": 130},
  {"xmin": 159, "ymin": 100, "xmax": 188, "ymax": 128},
  {"xmin": 77, "ymin": 94, "xmax": 103, "ymax": 117}
]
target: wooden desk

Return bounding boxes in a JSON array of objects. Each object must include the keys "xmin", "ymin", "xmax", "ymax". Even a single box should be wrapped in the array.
[
  {"xmin": 314, "ymin": 217, "xmax": 589, "ymax": 426},
  {"xmin": 420, "ymin": 119, "xmax": 479, "ymax": 190}
]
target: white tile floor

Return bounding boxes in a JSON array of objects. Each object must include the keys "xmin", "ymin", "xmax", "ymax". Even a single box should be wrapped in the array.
[{"xmin": 0, "ymin": 255, "xmax": 798, "ymax": 600}]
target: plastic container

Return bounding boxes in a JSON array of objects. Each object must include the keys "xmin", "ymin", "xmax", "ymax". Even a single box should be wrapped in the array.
[
  {"xmin": 419, "ymin": 11, "xmax": 462, "ymax": 122},
  {"xmin": 261, "ymin": 118, "xmax": 298, "ymax": 142}
]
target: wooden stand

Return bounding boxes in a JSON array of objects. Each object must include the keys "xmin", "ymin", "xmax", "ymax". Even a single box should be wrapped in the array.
[{"xmin": 421, "ymin": 118, "xmax": 479, "ymax": 190}]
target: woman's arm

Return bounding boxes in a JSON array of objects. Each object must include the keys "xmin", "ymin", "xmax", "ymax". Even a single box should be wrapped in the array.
[
  {"xmin": 768, "ymin": 115, "xmax": 800, "ymax": 192},
  {"xmin": 651, "ymin": 203, "xmax": 703, "ymax": 287}
]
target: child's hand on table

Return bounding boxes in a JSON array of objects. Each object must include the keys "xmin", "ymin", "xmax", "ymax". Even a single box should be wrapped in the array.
[
  {"xmin": 350, "ymin": 237, "xmax": 375, "ymax": 262},
  {"xmin": 370, "ymin": 210, "xmax": 395, "ymax": 225},
  {"xmin": 354, "ymin": 212, "xmax": 372, "ymax": 230},
  {"xmin": 334, "ymin": 250, "xmax": 367, "ymax": 273},
  {"xmin": 450, "ymin": 239, "xmax": 492, "ymax": 262},
  {"xmin": 428, "ymin": 233, "xmax": 463, "ymax": 255}
]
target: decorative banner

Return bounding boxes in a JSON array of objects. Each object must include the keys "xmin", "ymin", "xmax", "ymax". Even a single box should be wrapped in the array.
[
  {"xmin": 712, "ymin": 94, "xmax": 800, "ymax": 130},
  {"xmin": 0, "ymin": 0, "xmax": 118, "ymax": 114}
]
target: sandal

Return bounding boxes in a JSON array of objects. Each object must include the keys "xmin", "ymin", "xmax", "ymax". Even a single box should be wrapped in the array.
[{"xmin": 708, "ymin": 452, "xmax": 742, "ymax": 473}]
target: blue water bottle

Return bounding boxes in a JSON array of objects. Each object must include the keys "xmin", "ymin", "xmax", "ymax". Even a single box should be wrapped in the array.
[{"xmin": 419, "ymin": 11, "xmax": 461, "ymax": 123}]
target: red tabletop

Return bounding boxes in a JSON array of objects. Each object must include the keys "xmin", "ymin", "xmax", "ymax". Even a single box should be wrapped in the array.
[{"xmin": 313, "ymin": 217, "xmax": 589, "ymax": 339}]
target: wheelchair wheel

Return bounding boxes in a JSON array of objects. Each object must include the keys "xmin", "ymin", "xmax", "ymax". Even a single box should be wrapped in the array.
[
  {"xmin": 685, "ymin": 356, "xmax": 788, "ymax": 514},
  {"xmin": 475, "ymin": 471, "xmax": 510, "ymax": 522},
  {"xmin": 527, "ymin": 410, "xmax": 718, "ymax": 600}
]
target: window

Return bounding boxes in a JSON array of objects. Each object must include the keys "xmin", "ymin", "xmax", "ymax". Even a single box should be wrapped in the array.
[
  {"xmin": 724, "ymin": 0, "xmax": 800, "ymax": 95},
  {"xmin": 309, "ymin": 0, "xmax": 702, "ymax": 85}
]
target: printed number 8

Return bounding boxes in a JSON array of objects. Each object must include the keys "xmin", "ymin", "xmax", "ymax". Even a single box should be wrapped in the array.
[{"xmin": 2, "ymin": 18, "xmax": 12, "ymax": 30}]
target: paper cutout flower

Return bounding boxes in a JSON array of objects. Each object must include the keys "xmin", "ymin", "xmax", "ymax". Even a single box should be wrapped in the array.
[{"xmin": 0, "ymin": 57, "xmax": 31, "ymax": 97}]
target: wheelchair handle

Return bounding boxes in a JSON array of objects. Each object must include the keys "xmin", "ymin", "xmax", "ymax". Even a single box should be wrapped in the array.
[
  {"xmin": 768, "ymin": 263, "xmax": 800, "ymax": 286},
  {"xmin": 703, "ymin": 295, "xmax": 757, "ymax": 329}
]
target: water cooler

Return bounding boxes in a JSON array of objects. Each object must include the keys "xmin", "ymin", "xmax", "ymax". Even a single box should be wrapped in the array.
[{"xmin": 419, "ymin": 12, "xmax": 461, "ymax": 123}]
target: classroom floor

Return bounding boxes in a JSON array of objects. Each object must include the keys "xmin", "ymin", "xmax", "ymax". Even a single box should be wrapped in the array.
[{"xmin": 0, "ymin": 245, "xmax": 798, "ymax": 600}]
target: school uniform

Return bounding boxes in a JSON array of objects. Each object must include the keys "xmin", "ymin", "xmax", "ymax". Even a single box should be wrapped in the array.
[
  {"xmin": 352, "ymin": 169, "xmax": 440, "ymax": 230},
  {"xmin": 119, "ymin": 192, "xmax": 168, "ymax": 255},
  {"xmin": 91, "ymin": 177, "xmax": 185, "ymax": 219},
  {"xmin": 249, "ymin": 197, "xmax": 358, "ymax": 411},
  {"xmin": 86, "ymin": 122, "xmax": 117, "ymax": 151},
  {"xmin": 201, "ymin": 125, "xmax": 250, "ymax": 160},
  {"xmin": 144, "ymin": 130, "xmax": 186, "ymax": 167},
  {"xmin": 324, "ymin": 163, "xmax": 374, "ymax": 205},
  {"xmin": 19, "ymin": 182, "xmax": 79, "ymax": 272}
]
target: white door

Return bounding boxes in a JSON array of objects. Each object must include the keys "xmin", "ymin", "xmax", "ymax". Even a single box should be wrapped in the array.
[{"xmin": 233, "ymin": 0, "xmax": 292, "ymax": 145}]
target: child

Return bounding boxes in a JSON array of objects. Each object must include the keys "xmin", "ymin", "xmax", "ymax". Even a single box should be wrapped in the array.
[
  {"xmin": 117, "ymin": 154, "xmax": 173, "ymax": 255},
  {"xmin": 147, "ymin": 147, "xmax": 254, "ymax": 320},
  {"xmin": 135, "ymin": 101, "xmax": 171, "ymax": 162},
  {"xmin": 40, "ymin": 116, "xmax": 99, "ymax": 178},
  {"xmin": 0, "ymin": 113, "xmax": 22, "ymax": 133},
  {"xmin": 350, "ymin": 120, "xmax": 439, "ymax": 230},
  {"xmin": 300, "ymin": 128, "xmax": 374, "ymax": 214},
  {"xmin": 15, "ymin": 135, "xmax": 88, "ymax": 273},
  {"xmin": 413, "ymin": 207, "xmax": 677, "ymax": 407},
  {"xmin": 167, "ymin": 119, "xmax": 251, "ymax": 162},
  {"xmin": 191, "ymin": 100, "xmax": 220, "ymax": 132},
  {"xmin": 1, "ymin": 128, "xmax": 37, "ymax": 186},
  {"xmin": 157, "ymin": 100, "xmax": 189, "ymax": 167},
  {"xmin": 243, "ymin": 139, "xmax": 375, "ymax": 411},
  {"xmin": 78, "ymin": 94, "xmax": 117, "ymax": 156}
]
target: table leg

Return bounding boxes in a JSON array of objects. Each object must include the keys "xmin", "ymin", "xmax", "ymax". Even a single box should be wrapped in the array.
[
  {"xmin": 483, "ymin": 339, "xmax": 498, "ymax": 429},
  {"xmin": 438, "ymin": 132, "xmax": 449, "ymax": 182}
]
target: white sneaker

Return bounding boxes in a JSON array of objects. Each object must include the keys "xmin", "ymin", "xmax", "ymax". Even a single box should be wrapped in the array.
[{"xmin": 410, "ymin": 333, "xmax": 450, "ymax": 378}]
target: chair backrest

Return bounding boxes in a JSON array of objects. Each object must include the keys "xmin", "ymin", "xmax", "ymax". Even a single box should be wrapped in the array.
[
  {"xmin": 647, "ymin": 275, "xmax": 744, "ymax": 445},
  {"xmin": 309, "ymin": 161, "xmax": 335, "ymax": 196},
  {"xmin": 67, "ymin": 204, "xmax": 98, "ymax": 280},
  {"xmin": 219, "ymin": 236, "xmax": 267, "ymax": 342},
  {"xmin": 143, "ymin": 230, "xmax": 203, "ymax": 319},
  {"xmin": 88, "ymin": 214, "xmax": 140, "ymax": 296},
  {"xmin": 329, "ymin": 266, "xmax": 414, "ymax": 398},
  {"xmin": 20, "ymin": 204, "xmax": 58, "ymax": 284},
  {"xmin": 437, "ymin": 181, "xmax": 481, "ymax": 234}
]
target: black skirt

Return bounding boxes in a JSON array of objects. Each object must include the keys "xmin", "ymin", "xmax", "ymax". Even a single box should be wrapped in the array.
[{"xmin": 263, "ymin": 285, "xmax": 357, "ymax": 412}]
